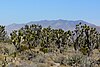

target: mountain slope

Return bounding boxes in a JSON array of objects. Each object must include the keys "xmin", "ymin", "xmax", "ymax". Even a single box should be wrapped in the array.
[{"xmin": 6, "ymin": 19, "xmax": 100, "ymax": 35}]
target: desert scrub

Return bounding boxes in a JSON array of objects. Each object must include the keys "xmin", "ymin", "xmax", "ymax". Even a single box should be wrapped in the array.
[
  {"xmin": 53, "ymin": 55, "xmax": 69, "ymax": 66},
  {"xmin": 80, "ymin": 46, "xmax": 89, "ymax": 55},
  {"xmin": 20, "ymin": 45, "xmax": 28, "ymax": 51},
  {"xmin": 80, "ymin": 56, "xmax": 95, "ymax": 67},
  {"xmin": 40, "ymin": 48, "xmax": 49, "ymax": 53},
  {"xmin": 54, "ymin": 56, "xmax": 65, "ymax": 64},
  {"xmin": 67, "ymin": 54, "xmax": 83, "ymax": 66}
]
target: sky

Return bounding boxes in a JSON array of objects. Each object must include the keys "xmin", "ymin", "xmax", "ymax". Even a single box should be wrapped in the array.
[{"xmin": 0, "ymin": 0, "xmax": 100, "ymax": 26}]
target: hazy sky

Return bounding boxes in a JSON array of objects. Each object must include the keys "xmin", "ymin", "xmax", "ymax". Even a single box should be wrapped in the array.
[{"xmin": 0, "ymin": 0, "xmax": 100, "ymax": 26}]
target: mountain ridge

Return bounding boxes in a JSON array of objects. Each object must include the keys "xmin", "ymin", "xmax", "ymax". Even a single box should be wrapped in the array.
[{"xmin": 5, "ymin": 19, "xmax": 100, "ymax": 35}]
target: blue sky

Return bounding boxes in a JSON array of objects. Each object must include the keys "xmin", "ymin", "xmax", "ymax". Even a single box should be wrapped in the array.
[{"xmin": 0, "ymin": 0, "xmax": 100, "ymax": 26}]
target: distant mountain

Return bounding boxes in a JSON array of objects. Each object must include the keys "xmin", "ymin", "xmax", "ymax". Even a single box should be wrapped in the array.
[
  {"xmin": 5, "ymin": 19, "xmax": 100, "ymax": 35},
  {"xmin": 5, "ymin": 23, "xmax": 25, "ymax": 35}
]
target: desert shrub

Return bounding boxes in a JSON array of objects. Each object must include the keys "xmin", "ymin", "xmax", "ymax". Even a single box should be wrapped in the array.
[
  {"xmin": 40, "ymin": 48, "xmax": 49, "ymax": 53},
  {"xmin": 80, "ymin": 46, "xmax": 89, "ymax": 55},
  {"xmin": 20, "ymin": 45, "xmax": 28, "ymax": 51},
  {"xmin": 54, "ymin": 56, "xmax": 65, "ymax": 64},
  {"xmin": 67, "ymin": 54, "xmax": 83, "ymax": 66}
]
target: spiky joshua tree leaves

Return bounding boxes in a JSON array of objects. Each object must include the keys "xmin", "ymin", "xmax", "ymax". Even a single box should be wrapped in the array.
[
  {"xmin": 9, "ymin": 23, "xmax": 100, "ymax": 56},
  {"xmin": 0, "ymin": 25, "xmax": 7, "ymax": 42},
  {"xmin": 73, "ymin": 23, "xmax": 100, "ymax": 56}
]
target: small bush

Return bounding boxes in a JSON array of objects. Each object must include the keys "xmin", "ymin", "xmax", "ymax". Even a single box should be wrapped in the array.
[
  {"xmin": 67, "ymin": 54, "xmax": 82, "ymax": 66},
  {"xmin": 40, "ymin": 48, "xmax": 49, "ymax": 53},
  {"xmin": 80, "ymin": 46, "xmax": 89, "ymax": 55},
  {"xmin": 20, "ymin": 45, "xmax": 28, "ymax": 51}
]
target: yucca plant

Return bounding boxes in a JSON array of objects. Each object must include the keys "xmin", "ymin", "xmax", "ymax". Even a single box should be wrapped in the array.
[{"xmin": 0, "ymin": 25, "xmax": 7, "ymax": 42}]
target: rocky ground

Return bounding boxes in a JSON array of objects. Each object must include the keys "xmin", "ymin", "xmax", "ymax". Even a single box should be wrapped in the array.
[{"xmin": 0, "ymin": 43, "xmax": 100, "ymax": 67}]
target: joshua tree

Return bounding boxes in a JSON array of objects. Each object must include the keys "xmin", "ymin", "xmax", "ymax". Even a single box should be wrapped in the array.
[
  {"xmin": 0, "ymin": 25, "xmax": 7, "ymax": 42},
  {"xmin": 9, "ymin": 23, "xmax": 100, "ymax": 55},
  {"xmin": 10, "ymin": 30, "xmax": 21, "ymax": 52},
  {"xmin": 73, "ymin": 23, "xmax": 100, "ymax": 56}
]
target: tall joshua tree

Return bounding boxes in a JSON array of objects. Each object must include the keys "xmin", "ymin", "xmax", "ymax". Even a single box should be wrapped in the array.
[
  {"xmin": 73, "ymin": 23, "xmax": 100, "ymax": 56},
  {"xmin": 0, "ymin": 25, "xmax": 7, "ymax": 42}
]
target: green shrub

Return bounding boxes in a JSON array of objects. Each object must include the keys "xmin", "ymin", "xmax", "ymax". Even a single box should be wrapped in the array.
[
  {"xmin": 67, "ymin": 54, "xmax": 82, "ymax": 66},
  {"xmin": 20, "ymin": 45, "xmax": 28, "ymax": 51},
  {"xmin": 80, "ymin": 46, "xmax": 89, "ymax": 55},
  {"xmin": 40, "ymin": 48, "xmax": 49, "ymax": 53}
]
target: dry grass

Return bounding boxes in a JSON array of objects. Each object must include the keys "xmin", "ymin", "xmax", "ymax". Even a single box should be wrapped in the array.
[{"xmin": 0, "ymin": 43, "xmax": 100, "ymax": 67}]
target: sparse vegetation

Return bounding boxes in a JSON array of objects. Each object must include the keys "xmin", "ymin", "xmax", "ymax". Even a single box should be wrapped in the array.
[{"xmin": 0, "ymin": 23, "xmax": 100, "ymax": 67}]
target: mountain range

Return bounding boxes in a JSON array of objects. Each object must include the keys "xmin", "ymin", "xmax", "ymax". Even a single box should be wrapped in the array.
[{"xmin": 5, "ymin": 19, "xmax": 100, "ymax": 35}]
